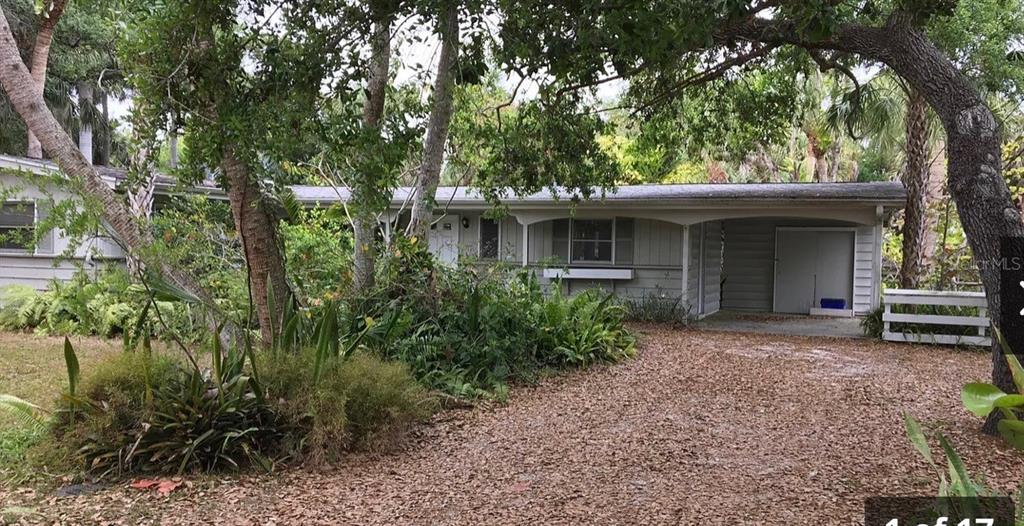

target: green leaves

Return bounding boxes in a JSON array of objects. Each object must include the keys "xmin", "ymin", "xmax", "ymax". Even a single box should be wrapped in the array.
[
  {"xmin": 0, "ymin": 394, "xmax": 47, "ymax": 434},
  {"xmin": 961, "ymin": 382, "xmax": 1008, "ymax": 417},
  {"xmin": 63, "ymin": 336, "xmax": 79, "ymax": 397},
  {"xmin": 996, "ymin": 419, "xmax": 1024, "ymax": 450},
  {"xmin": 962, "ymin": 329, "xmax": 1024, "ymax": 450},
  {"xmin": 938, "ymin": 433, "xmax": 978, "ymax": 498},
  {"xmin": 903, "ymin": 411, "xmax": 936, "ymax": 468}
]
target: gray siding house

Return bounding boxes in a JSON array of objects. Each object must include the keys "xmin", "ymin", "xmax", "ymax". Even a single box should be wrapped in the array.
[{"xmin": 1, "ymin": 154, "xmax": 905, "ymax": 318}]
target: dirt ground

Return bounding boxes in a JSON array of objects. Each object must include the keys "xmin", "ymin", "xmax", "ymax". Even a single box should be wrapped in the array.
[{"xmin": 4, "ymin": 325, "xmax": 1024, "ymax": 525}]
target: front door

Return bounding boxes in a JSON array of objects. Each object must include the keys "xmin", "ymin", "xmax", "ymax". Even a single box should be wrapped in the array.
[{"xmin": 428, "ymin": 215, "xmax": 460, "ymax": 266}]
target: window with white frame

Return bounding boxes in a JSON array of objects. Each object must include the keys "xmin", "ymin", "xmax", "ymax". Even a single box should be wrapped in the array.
[
  {"xmin": 0, "ymin": 201, "xmax": 35, "ymax": 251},
  {"xmin": 479, "ymin": 217, "xmax": 500, "ymax": 259}
]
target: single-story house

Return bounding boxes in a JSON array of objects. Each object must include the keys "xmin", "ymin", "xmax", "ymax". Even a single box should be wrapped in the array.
[{"xmin": 0, "ymin": 154, "xmax": 906, "ymax": 318}]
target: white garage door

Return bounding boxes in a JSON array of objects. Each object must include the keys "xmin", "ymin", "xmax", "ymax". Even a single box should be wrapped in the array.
[{"xmin": 773, "ymin": 229, "xmax": 854, "ymax": 314}]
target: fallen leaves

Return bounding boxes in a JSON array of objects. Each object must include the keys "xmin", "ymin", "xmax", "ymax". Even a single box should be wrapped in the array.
[
  {"xmin": 5, "ymin": 327, "xmax": 1024, "ymax": 524},
  {"xmin": 130, "ymin": 478, "xmax": 184, "ymax": 496}
]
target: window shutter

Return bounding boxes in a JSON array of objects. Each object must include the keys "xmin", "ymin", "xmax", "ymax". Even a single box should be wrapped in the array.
[
  {"xmin": 615, "ymin": 218, "xmax": 634, "ymax": 265},
  {"xmin": 35, "ymin": 201, "xmax": 54, "ymax": 255}
]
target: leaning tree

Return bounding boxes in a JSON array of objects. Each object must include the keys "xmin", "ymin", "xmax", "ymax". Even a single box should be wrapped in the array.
[{"xmin": 0, "ymin": 5, "xmax": 220, "ymax": 330}]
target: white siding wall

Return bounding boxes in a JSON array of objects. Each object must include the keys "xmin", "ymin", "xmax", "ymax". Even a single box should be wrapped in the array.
[
  {"xmin": 686, "ymin": 226, "xmax": 700, "ymax": 314},
  {"xmin": 853, "ymin": 226, "xmax": 876, "ymax": 314},
  {"xmin": 460, "ymin": 215, "xmax": 687, "ymax": 301},
  {"xmin": 1, "ymin": 173, "xmax": 124, "ymax": 290},
  {"xmin": 721, "ymin": 217, "xmax": 879, "ymax": 313},
  {"xmin": 702, "ymin": 221, "xmax": 723, "ymax": 316},
  {"xmin": 721, "ymin": 219, "xmax": 776, "ymax": 311}
]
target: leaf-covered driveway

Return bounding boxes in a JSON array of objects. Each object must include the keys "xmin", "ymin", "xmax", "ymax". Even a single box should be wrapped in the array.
[{"xmin": 9, "ymin": 326, "xmax": 1024, "ymax": 525}]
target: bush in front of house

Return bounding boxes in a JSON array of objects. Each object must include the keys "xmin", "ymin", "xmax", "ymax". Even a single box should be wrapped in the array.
[
  {"xmin": 258, "ymin": 349, "xmax": 434, "ymax": 461},
  {"xmin": 27, "ymin": 336, "xmax": 433, "ymax": 477},
  {"xmin": 0, "ymin": 268, "xmax": 201, "ymax": 343},
  {"xmin": 354, "ymin": 236, "xmax": 636, "ymax": 400},
  {"xmin": 620, "ymin": 290, "xmax": 684, "ymax": 323}
]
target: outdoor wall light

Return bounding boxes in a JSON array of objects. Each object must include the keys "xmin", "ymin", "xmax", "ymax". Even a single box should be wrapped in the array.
[{"xmin": 462, "ymin": 217, "xmax": 470, "ymax": 228}]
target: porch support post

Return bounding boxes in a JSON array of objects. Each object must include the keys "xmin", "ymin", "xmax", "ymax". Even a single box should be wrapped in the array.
[
  {"xmin": 873, "ymin": 205, "xmax": 884, "ymax": 310},
  {"xmin": 681, "ymin": 224, "xmax": 690, "ymax": 318},
  {"xmin": 522, "ymin": 222, "xmax": 529, "ymax": 267}
]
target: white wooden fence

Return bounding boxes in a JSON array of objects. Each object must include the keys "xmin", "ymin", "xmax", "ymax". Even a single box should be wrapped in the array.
[{"xmin": 882, "ymin": 288, "xmax": 991, "ymax": 346}]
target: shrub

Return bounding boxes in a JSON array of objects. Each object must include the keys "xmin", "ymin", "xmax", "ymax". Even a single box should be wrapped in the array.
[
  {"xmin": 281, "ymin": 206, "xmax": 353, "ymax": 300},
  {"xmin": 621, "ymin": 291, "xmax": 683, "ymax": 322},
  {"xmin": 46, "ymin": 339, "xmax": 281, "ymax": 477},
  {"xmin": 357, "ymin": 238, "xmax": 636, "ymax": 399},
  {"xmin": 535, "ymin": 288, "xmax": 636, "ymax": 367},
  {"xmin": 0, "ymin": 284, "xmax": 39, "ymax": 330},
  {"xmin": 335, "ymin": 353, "xmax": 435, "ymax": 449},
  {"xmin": 861, "ymin": 305, "xmax": 884, "ymax": 338},
  {"xmin": 259, "ymin": 349, "xmax": 434, "ymax": 460},
  {"xmin": 0, "ymin": 268, "xmax": 203, "ymax": 343}
]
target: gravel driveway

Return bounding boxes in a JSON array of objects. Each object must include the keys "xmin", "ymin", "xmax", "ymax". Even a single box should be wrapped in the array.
[{"xmin": 10, "ymin": 325, "xmax": 1024, "ymax": 525}]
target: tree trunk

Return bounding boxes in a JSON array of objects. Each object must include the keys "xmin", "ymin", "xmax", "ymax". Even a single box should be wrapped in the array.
[
  {"xmin": 919, "ymin": 143, "xmax": 948, "ymax": 272},
  {"xmin": 812, "ymin": 148, "xmax": 827, "ymax": 182},
  {"xmin": 99, "ymin": 89, "xmax": 110, "ymax": 165},
  {"xmin": 168, "ymin": 131, "xmax": 179, "ymax": 168},
  {"xmin": 898, "ymin": 88, "xmax": 931, "ymax": 288},
  {"xmin": 408, "ymin": 4, "xmax": 459, "ymax": 238},
  {"xmin": 826, "ymin": 142, "xmax": 842, "ymax": 182},
  {"xmin": 827, "ymin": 17, "xmax": 1022, "ymax": 430},
  {"xmin": 221, "ymin": 147, "xmax": 288, "ymax": 347},
  {"xmin": 78, "ymin": 82, "xmax": 93, "ymax": 165},
  {"xmin": 350, "ymin": 17, "xmax": 392, "ymax": 293},
  {"xmin": 25, "ymin": 0, "xmax": 67, "ymax": 159},
  {"xmin": 0, "ymin": 7, "xmax": 218, "ymax": 322}
]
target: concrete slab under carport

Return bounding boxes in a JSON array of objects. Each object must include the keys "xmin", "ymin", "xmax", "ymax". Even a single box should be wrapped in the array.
[{"xmin": 693, "ymin": 310, "xmax": 866, "ymax": 339}]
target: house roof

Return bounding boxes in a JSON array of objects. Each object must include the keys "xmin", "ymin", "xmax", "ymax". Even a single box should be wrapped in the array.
[
  {"xmin": 0, "ymin": 154, "xmax": 182, "ymax": 187},
  {"xmin": 292, "ymin": 182, "xmax": 906, "ymax": 208},
  {"xmin": 1, "ymin": 154, "xmax": 906, "ymax": 209}
]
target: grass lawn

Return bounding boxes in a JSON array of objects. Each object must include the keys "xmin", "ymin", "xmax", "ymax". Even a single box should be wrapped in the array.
[
  {"xmin": 0, "ymin": 332, "xmax": 124, "ymax": 484},
  {"xmin": 0, "ymin": 332, "xmax": 125, "ymax": 426}
]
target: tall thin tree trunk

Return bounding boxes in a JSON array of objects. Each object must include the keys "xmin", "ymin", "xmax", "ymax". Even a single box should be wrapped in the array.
[
  {"xmin": 222, "ymin": 147, "xmax": 288, "ymax": 346},
  {"xmin": 99, "ymin": 89, "xmax": 110, "ymax": 165},
  {"xmin": 408, "ymin": 4, "xmax": 459, "ymax": 238},
  {"xmin": 168, "ymin": 130, "xmax": 179, "ymax": 168},
  {"xmin": 0, "ymin": 7, "xmax": 217, "ymax": 323},
  {"xmin": 812, "ymin": 149, "xmax": 827, "ymax": 182},
  {"xmin": 919, "ymin": 143, "xmax": 948, "ymax": 272},
  {"xmin": 827, "ymin": 142, "xmax": 842, "ymax": 182},
  {"xmin": 350, "ymin": 17, "xmax": 392, "ymax": 293},
  {"xmin": 78, "ymin": 82, "xmax": 93, "ymax": 165},
  {"xmin": 25, "ymin": 0, "xmax": 67, "ymax": 159},
  {"xmin": 899, "ymin": 88, "xmax": 930, "ymax": 289}
]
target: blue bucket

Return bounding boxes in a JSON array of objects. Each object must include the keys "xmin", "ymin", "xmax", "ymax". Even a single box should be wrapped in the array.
[{"xmin": 820, "ymin": 298, "xmax": 846, "ymax": 309}]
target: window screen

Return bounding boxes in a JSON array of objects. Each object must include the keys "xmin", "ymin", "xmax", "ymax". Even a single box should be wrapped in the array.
[
  {"xmin": 479, "ymin": 218, "xmax": 500, "ymax": 259},
  {"xmin": 571, "ymin": 219, "xmax": 613, "ymax": 262},
  {"xmin": 552, "ymin": 219, "xmax": 570, "ymax": 262},
  {"xmin": 0, "ymin": 201, "xmax": 35, "ymax": 251}
]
